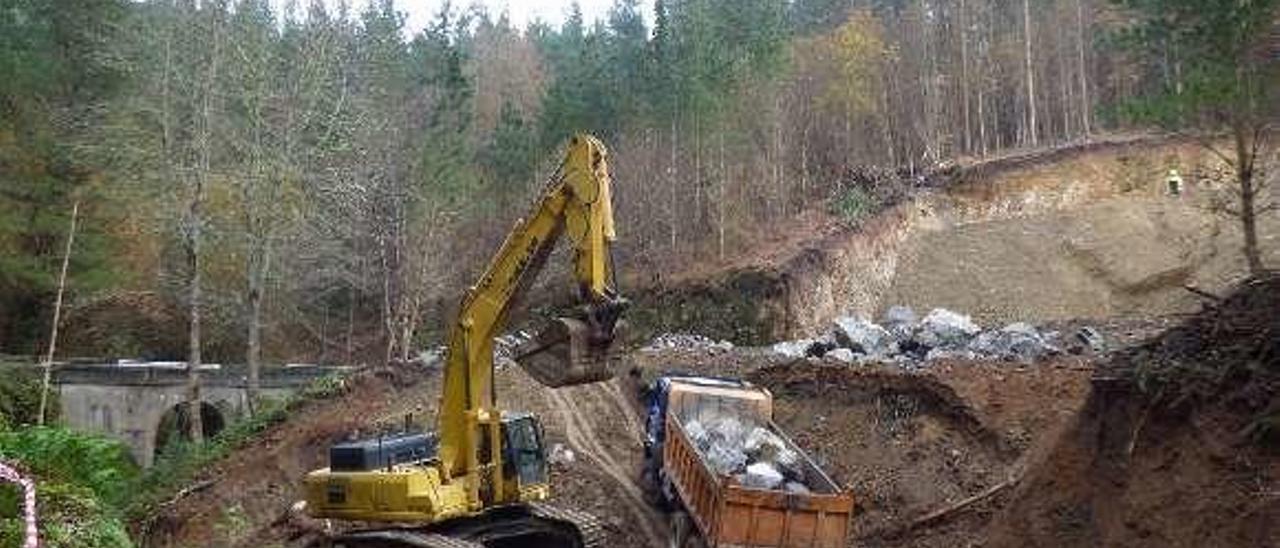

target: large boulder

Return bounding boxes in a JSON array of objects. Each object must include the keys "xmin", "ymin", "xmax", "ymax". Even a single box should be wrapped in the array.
[
  {"xmin": 831, "ymin": 316, "xmax": 896, "ymax": 356},
  {"xmin": 770, "ymin": 339, "xmax": 814, "ymax": 359},
  {"xmin": 969, "ymin": 322, "xmax": 1055, "ymax": 362},
  {"xmin": 915, "ymin": 308, "xmax": 981, "ymax": 349},
  {"xmin": 1074, "ymin": 326, "xmax": 1107, "ymax": 353},
  {"xmin": 882, "ymin": 305, "xmax": 919, "ymax": 340},
  {"xmin": 826, "ymin": 348, "xmax": 856, "ymax": 363}
]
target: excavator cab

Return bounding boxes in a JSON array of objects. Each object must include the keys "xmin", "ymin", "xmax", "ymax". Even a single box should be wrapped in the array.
[
  {"xmin": 501, "ymin": 413, "xmax": 548, "ymax": 491},
  {"xmin": 515, "ymin": 296, "xmax": 629, "ymax": 387}
]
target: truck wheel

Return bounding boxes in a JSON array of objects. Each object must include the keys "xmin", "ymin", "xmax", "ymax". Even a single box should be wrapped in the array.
[
  {"xmin": 659, "ymin": 472, "xmax": 679, "ymax": 507},
  {"xmin": 668, "ymin": 512, "xmax": 706, "ymax": 548},
  {"xmin": 668, "ymin": 511, "xmax": 691, "ymax": 548}
]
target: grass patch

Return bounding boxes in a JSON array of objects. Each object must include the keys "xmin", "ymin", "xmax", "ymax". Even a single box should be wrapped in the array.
[{"xmin": 831, "ymin": 185, "xmax": 875, "ymax": 224}]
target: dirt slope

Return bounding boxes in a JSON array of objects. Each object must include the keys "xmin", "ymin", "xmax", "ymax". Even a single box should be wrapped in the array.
[
  {"xmin": 884, "ymin": 196, "xmax": 1280, "ymax": 325},
  {"xmin": 986, "ymin": 275, "xmax": 1280, "ymax": 548},
  {"xmin": 630, "ymin": 136, "xmax": 1280, "ymax": 342}
]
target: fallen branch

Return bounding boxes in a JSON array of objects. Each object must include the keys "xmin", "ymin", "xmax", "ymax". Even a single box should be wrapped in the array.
[
  {"xmin": 159, "ymin": 479, "xmax": 215, "ymax": 509},
  {"xmin": 1183, "ymin": 285, "xmax": 1222, "ymax": 302},
  {"xmin": 1127, "ymin": 402, "xmax": 1156, "ymax": 458},
  {"xmin": 137, "ymin": 479, "xmax": 217, "ymax": 543},
  {"xmin": 876, "ymin": 469, "xmax": 1026, "ymax": 539}
]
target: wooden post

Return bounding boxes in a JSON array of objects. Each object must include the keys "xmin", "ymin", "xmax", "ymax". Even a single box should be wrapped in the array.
[{"xmin": 38, "ymin": 200, "xmax": 78, "ymax": 426}]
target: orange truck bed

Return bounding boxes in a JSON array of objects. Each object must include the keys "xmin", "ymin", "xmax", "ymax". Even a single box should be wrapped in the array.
[{"xmin": 659, "ymin": 379, "xmax": 854, "ymax": 547}]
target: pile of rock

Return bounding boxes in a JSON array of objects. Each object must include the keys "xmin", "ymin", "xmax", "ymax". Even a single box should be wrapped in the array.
[
  {"xmin": 641, "ymin": 333, "xmax": 735, "ymax": 353},
  {"xmin": 484, "ymin": 331, "xmax": 535, "ymax": 368},
  {"xmin": 771, "ymin": 306, "xmax": 1087, "ymax": 367},
  {"xmin": 683, "ymin": 415, "xmax": 812, "ymax": 493}
]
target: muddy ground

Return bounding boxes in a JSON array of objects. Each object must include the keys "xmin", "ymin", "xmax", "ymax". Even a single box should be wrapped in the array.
[
  {"xmin": 139, "ymin": 315, "xmax": 1275, "ymax": 548},
  {"xmin": 141, "ymin": 341, "xmax": 1101, "ymax": 548}
]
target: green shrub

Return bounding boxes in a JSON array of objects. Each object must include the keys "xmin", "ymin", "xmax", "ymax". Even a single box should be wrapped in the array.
[
  {"xmin": 0, "ymin": 367, "xmax": 58, "ymax": 426},
  {"xmin": 0, "ymin": 481, "xmax": 133, "ymax": 548},
  {"xmin": 0, "ymin": 427, "xmax": 137, "ymax": 507},
  {"xmin": 0, "ymin": 427, "xmax": 137, "ymax": 548},
  {"xmin": 832, "ymin": 185, "xmax": 874, "ymax": 223}
]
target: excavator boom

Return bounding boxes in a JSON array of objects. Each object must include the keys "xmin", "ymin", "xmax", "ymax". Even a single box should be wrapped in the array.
[{"xmin": 436, "ymin": 133, "xmax": 627, "ymax": 480}]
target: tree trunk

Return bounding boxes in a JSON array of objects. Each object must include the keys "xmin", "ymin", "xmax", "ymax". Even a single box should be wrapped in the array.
[
  {"xmin": 978, "ymin": 82, "xmax": 988, "ymax": 156},
  {"xmin": 1059, "ymin": 23, "xmax": 1073, "ymax": 140},
  {"xmin": 717, "ymin": 129, "xmax": 726, "ymax": 260},
  {"xmin": 1076, "ymin": 0, "xmax": 1091, "ymax": 137},
  {"xmin": 919, "ymin": 0, "xmax": 937, "ymax": 161},
  {"xmin": 960, "ymin": 0, "xmax": 972, "ymax": 154},
  {"xmin": 245, "ymin": 237, "xmax": 268, "ymax": 411},
  {"xmin": 37, "ymin": 201, "xmax": 78, "ymax": 426},
  {"xmin": 346, "ymin": 278, "xmax": 355, "ymax": 364},
  {"xmin": 694, "ymin": 112, "xmax": 702, "ymax": 231},
  {"xmin": 669, "ymin": 114, "xmax": 678, "ymax": 251},
  {"xmin": 186, "ymin": 178, "xmax": 205, "ymax": 444},
  {"xmin": 801, "ymin": 120, "xmax": 810, "ymax": 201},
  {"xmin": 1235, "ymin": 127, "xmax": 1265, "ymax": 275},
  {"xmin": 188, "ymin": 11, "xmax": 223, "ymax": 444},
  {"xmin": 1023, "ymin": 0, "xmax": 1039, "ymax": 147},
  {"xmin": 882, "ymin": 77, "xmax": 896, "ymax": 166}
]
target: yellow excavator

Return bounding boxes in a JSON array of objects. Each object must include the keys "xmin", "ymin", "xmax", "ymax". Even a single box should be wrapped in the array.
[{"xmin": 302, "ymin": 134, "xmax": 628, "ymax": 547}]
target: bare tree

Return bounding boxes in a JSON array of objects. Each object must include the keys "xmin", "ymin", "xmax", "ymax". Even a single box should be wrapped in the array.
[{"xmin": 37, "ymin": 201, "xmax": 78, "ymax": 426}]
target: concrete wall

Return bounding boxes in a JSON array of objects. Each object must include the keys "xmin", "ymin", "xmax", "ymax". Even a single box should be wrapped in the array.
[
  {"xmin": 58, "ymin": 383, "xmax": 291, "ymax": 467},
  {"xmin": 49, "ymin": 364, "xmax": 348, "ymax": 467}
]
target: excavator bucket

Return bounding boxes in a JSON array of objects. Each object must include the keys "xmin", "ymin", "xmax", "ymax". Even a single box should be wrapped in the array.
[{"xmin": 514, "ymin": 317, "xmax": 627, "ymax": 388}]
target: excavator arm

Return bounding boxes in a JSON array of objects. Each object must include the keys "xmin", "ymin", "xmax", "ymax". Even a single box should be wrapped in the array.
[{"xmin": 437, "ymin": 133, "xmax": 628, "ymax": 488}]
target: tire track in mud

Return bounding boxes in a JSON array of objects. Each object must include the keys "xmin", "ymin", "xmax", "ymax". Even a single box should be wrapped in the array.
[
  {"xmin": 602, "ymin": 380, "xmax": 644, "ymax": 436},
  {"xmin": 545, "ymin": 385, "xmax": 665, "ymax": 547}
]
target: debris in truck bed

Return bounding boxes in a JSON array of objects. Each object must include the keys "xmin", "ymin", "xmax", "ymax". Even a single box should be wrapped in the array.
[
  {"xmin": 683, "ymin": 415, "xmax": 813, "ymax": 491},
  {"xmin": 740, "ymin": 462, "xmax": 785, "ymax": 490}
]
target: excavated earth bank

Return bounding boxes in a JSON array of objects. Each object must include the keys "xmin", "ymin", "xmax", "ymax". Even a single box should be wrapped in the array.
[
  {"xmin": 633, "ymin": 137, "xmax": 1280, "ymax": 343},
  {"xmin": 986, "ymin": 274, "xmax": 1280, "ymax": 548}
]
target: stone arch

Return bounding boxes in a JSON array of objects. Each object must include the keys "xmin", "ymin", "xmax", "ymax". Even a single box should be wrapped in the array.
[{"xmin": 153, "ymin": 401, "xmax": 226, "ymax": 460}]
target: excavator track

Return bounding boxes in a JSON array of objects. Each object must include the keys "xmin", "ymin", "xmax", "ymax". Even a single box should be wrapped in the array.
[
  {"xmin": 318, "ymin": 503, "xmax": 605, "ymax": 548},
  {"xmin": 526, "ymin": 502, "xmax": 606, "ymax": 548},
  {"xmin": 323, "ymin": 530, "xmax": 483, "ymax": 548}
]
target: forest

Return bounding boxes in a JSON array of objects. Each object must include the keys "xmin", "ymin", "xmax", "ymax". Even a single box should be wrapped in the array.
[
  {"xmin": 1, "ymin": 1, "xmax": 1277, "ymax": 546},
  {"xmin": 0, "ymin": 0, "xmax": 1273, "ymax": 370}
]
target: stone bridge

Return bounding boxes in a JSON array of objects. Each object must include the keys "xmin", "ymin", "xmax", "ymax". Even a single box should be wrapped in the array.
[{"xmin": 48, "ymin": 363, "xmax": 351, "ymax": 467}]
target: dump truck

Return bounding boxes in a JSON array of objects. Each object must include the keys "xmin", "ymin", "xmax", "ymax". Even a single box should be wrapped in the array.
[{"xmin": 642, "ymin": 375, "xmax": 855, "ymax": 548}]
